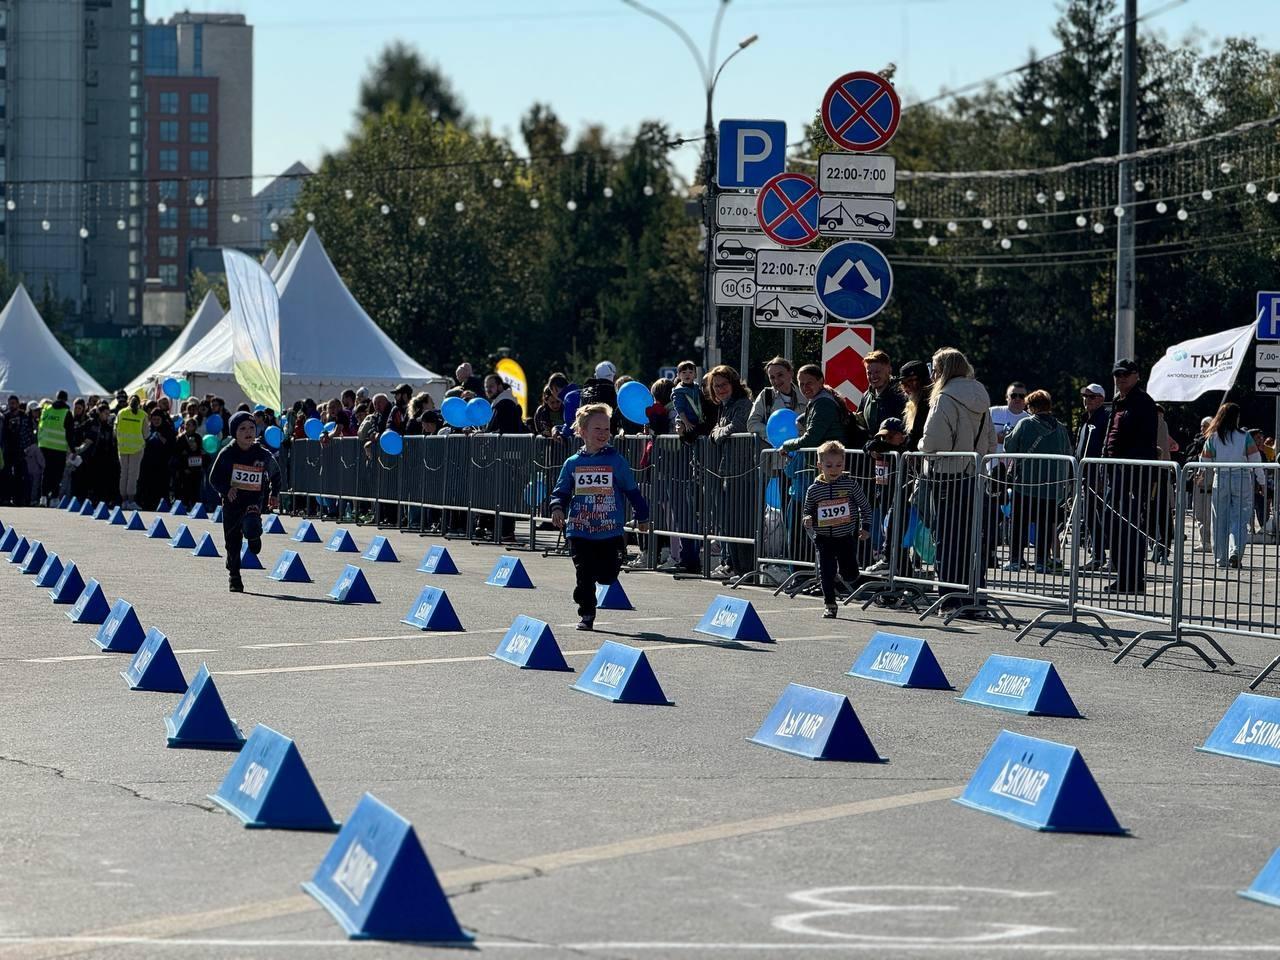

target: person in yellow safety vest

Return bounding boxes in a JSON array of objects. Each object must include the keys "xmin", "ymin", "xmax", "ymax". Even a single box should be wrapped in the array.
[
  {"xmin": 115, "ymin": 393, "xmax": 146, "ymax": 509},
  {"xmin": 36, "ymin": 389, "xmax": 72, "ymax": 506}
]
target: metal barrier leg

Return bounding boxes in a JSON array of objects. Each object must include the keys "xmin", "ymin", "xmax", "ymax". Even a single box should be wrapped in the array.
[
  {"xmin": 1012, "ymin": 609, "xmax": 1117, "ymax": 647},
  {"xmin": 1113, "ymin": 627, "xmax": 1234, "ymax": 669},
  {"xmin": 1251, "ymin": 656, "xmax": 1280, "ymax": 690}
]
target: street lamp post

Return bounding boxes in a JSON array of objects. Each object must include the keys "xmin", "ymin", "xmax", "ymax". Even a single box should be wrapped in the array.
[{"xmin": 621, "ymin": 0, "xmax": 757, "ymax": 373}]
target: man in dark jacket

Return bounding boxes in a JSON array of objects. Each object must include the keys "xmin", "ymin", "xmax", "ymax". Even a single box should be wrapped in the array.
[
  {"xmin": 2, "ymin": 395, "xmax": 31, "ymax": 505},
  {"xmin": 37, "ymin": 391, "xmax": 73, "ymax": 504},
  {"xmin": 1077, "ymin": 382, "xmax": 1110, "ymax": 567},
  {"xmin": 1102, "ymin": 359, "xmax": 1159, "ymax": 592}
]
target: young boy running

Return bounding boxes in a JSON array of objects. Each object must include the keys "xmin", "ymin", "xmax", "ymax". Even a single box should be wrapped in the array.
[
  {"xmin": 209, "ymin": 411, "xmax": 281, "ymax": 593},
  {"xmin": 803, "ymin": 439, "xmax": 873, "ymax": 618},
  {"xmin": 550, "ymin": 403, "xmax": 650, "ymax": 630}
]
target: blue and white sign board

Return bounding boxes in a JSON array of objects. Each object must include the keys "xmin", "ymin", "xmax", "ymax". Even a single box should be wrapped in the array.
[
  {"xmin": 694, "ymin": 594, "xmax": 772, "ymax": 643},
  {"xmin": 955, "ymin": 730, "xmax": 1125, "ymax": 834},
  {"xmin": 572, "ymin": 641, "xmax": 672, "ymax": 705},
  {"xmin": 749, "ymin": 683, "xmax": 885, "ymax": 762},
  {"xmin": 491, "ymin": 615, "xmax": 570, "ymax": 671},
  {"xmin": 165, "ymin": 663, "xmax": 246, "ymax": 750},
  {"xmin": 716, "ymin": 119, "xmax": 786, "ymax": 189},
  {"xmin": 814, "ymin": 240, "xmax": 893, "ymax": 322},
  {"xmin": 1199, "ymin": 692, "xmax": 1280, "ymax": 768},
  {"xmin": 847, "ymin": 633, "xmax": 950, "ymax": 689},
  {"xmin": 400, "ymin": 585, "xmax": 463, "ymax": 632},
  {"xmin": 302, "ymin": 793, "xmax": 471, "ymax": 942},
  {"xmin": 485, "ymin": 555, "xmax": 533, "ymax": 589},
  {"xmin": 957, "ymin": 654, "xmax": 1081, "ymax": 718},
  {"xmin": 417, "ymin": 545, "xmax": 459, "ymax": 575},
  {"xmin": 121, "ymin": 627, "xmax": 187, "ymax": 693},
  {"xmin": 1258, "ymin": 291, "xmax": 1280, "ymax": 342},
  {"xmin": 209, "ymin": 724, "xmax": 340, "ymax": 831},
  {"xmin": 1240, "ymin": 848, "xmax": 1280, "ymax": 907}
]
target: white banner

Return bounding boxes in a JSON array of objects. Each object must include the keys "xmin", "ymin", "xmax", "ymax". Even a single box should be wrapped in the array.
[
  {"xmin": 1147, "ymin": 322, "xmax": 1255, "ymax": 403},
  {"xmin": 223, "ymin": 249, "xmax": 282, "ymax": 413}
]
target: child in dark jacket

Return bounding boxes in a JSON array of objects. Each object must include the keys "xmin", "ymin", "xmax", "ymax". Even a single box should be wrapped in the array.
[
  {"xmin": 549, "ymin": 403, "xmax": 650, "ymax": 630},
  {"xmin": 803, "ymin": 439, "xmax": 873, "ymax": 618},
  {"xmin": 209, "ymin": 411, "xmax": 281, "ymax": 592}
]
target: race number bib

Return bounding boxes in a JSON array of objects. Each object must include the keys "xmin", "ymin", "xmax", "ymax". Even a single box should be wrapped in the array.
[
  {"xmin": 817, "ymin": 498, "xmax": 851, "ymax": 528},
  {"xmin": 231, "ymin": 466, "xmax": 263, "ymax": 491},
  {"xmin": 187, "ymin": 456, "xmax": 203, "ymax": 468},
  {"xmin": 874, "ymin": 461, "xmax": 889, "ymax": 485},
  {"xmin": 574, "ymin": 468, "xmax": 614, "ymax": 497}
]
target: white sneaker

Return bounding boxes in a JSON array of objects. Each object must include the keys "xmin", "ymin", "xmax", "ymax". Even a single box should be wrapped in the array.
[
  {"xmin": 1001, "ymin": 560, "xmax": 1022, "ymax": 572},
  {"xmin": 865, "ymin": 559, "xmax": 889, "ymax": 574}
]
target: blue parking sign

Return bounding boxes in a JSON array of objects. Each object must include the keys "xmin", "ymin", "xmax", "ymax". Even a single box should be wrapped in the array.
[
  {"xmin": 1258, "ymin": 291, "xmax": 1280, "ymax": 341},
  {"xmin": 717, "ymin": 119, "xmax": 786, "ymax": 189}
]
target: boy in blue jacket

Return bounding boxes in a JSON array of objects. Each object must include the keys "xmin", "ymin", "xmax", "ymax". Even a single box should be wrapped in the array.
[
  {"xmin": 550, "ymin": 403, "xmax": 650, "ymax": 630},
  {"xmin": 209, "ymin": 410, "xmax": 281, "ymax": 593}
]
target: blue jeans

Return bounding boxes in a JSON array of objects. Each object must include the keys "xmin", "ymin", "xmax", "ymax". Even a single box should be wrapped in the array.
[{"xmin": 1212, "ymin": 472, "xmax": 1251, "ymax": 565}]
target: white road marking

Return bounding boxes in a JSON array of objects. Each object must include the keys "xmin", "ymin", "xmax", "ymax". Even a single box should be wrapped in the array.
[{"xmin": 23, "ymin": 655, "xmax": 111, "ymax": 663}]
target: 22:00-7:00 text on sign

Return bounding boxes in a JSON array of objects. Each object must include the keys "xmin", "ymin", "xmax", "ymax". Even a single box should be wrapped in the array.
[{"xmin": 818, "ymin": 153, "xmax": 897, "ymax": 196}]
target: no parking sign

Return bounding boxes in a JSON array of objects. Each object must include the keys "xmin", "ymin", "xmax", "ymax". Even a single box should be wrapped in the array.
[
  {"xmin": 756, "ymin": 172, "xmax": 820, "ymax": 247},
  {"xmin": 821, "ymin": 71, "xmax": 901, "ymax": 153}
]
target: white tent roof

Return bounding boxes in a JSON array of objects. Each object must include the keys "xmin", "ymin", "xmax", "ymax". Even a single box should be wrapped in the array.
[
  {"xmin": 0, "ymin": 284, "xmax": 107, "ymax": 397},
  {"xmin": 270, "ymin": 238, "xmax": 297, "ymax": 284},
  {"xmin": 157, "ymin": 228, "xmax": 445, "ymax": 394},
  {"xmin": 261, "ymin": 248, "xmax": 279, "ymax": 274},
  {"xmin": 123, "ymin": 291, "xmax": 224, "ymax": 394}
]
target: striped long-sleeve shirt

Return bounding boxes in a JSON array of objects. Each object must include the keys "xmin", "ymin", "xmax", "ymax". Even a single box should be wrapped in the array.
[{"xmin": 803, "ymin": 473, "xmax": 873, "ymax": 539}]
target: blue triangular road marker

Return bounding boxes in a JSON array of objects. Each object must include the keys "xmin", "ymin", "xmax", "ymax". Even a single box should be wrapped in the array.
[
  {"xmin": 485, "ymin": 555, "xmax": 534, "ymax": 588},
  {"xmin": 57, "ymin": 495, "xmax": 71, "ymax": 509},
  {"xmin": 694, "ymin": 595, "xmax": 772, "ymax": 642},
  {"xmin": 400, "ymin": 586, "xmax": 463, "ymax": 631},
  {"xmin": 49, "ymin": 562, "xmax": 85, "ymax": 603},
  {"xmin": 1240, "ymin": 848, "xmax": 1280, "ymax": 907},
  {"xmin": 209, "ymin": 724, "xmax": 341, "ymax": 831},
  {"xmin": 361, "ymin": 536, "xmax": 398, "ymax": 563},
  {"xmin": 147, "ymin": 517, "xmax": 170, "ymax": 539},
  {"xmin": 121, "ymin": 628, "xmax": 187, "ymax": 693},
  {"xmin": 165, "ymin": 663, "xmax": 246, "ymax": 749},
  {"xmin": 301, "ymin": 792, "xmax": 472, "ymax": 943},
  {"xmin": 847, "ymin": 632, "xmax": 952, "ymax": 689},
  {"xmin": 67, "ymin": 578, "xmax": 111, "ymax": 624},
  {"xmin": 749, "ymin": 683, "xmax": 886, "ymax": 761},
  {"xmin": 108, "ymin": 506, "xmax": 127, "ymax": 525},
  {"xmin": 35, "ymin": 553, "xmax": 64, "ymax": 588},
  {"xmin": 0, "ymin": 527, "xmax": 17, "ymax": 552},
  {"xmin": 171, "ymin": 500, "xmax": 188, "ymax": 516},
  {"xmin": 212, "ymin": 505, "xmax": 224, "ymax": 523},
  {"xmin": 573, "ymin": 641, "xmax": 672, "ymax": 705},
  {"xmin": 126, "ymin": 511, "xmax": 147, "ymax": 531},
  {"xmin": 20, "ymin": 541, "xmax": 47, "ymax": 575},
  {"xmin": 78, "ymin": 499, "xmax": 95, "ymax": 516},
  {"xmin": 263, "ymin": 514, "xmax": 286, "ymax": 534},
  {"xmin": 189, "ymin": 502, "xmax": 209, "ymax": 520},
  {"xmin": 66, "ymin": 496, "xmax": 80, "ymax": 512},
  {"xmin": 326, "ymin": 528, "xmax": 359, "ymax": 553},
  {"xmin": 269, "ymin": 550, "xmax": 312, "ymax": 583},
  {"xmin": 416, "ymin": 545, "xmax": 458, "ymax": 575},
  {"xmin": 595, "ymin": 580, "xmax": 634, "ymax": 611},
  {"xmin": 491, "ymin": 616, "xmax": 571, "ymax": 671},
  {"xmin": 92, "ymin": 502, "xmax": 110, "ymax": 520},
  {"xmin": 7, "ymin": 536, "xmax": 29, "ymax": 564},
  {"xmin": 91, "ymin": 599, "xmax": 147, "ymax": 653},
  {"xmin": 957, "ymin": 654, "xmax": 1081, "ymax": 718},
  {"xmin": 1198, "ymin": 692, "xmax": 1280, "ymax": 769},
  {"xmin": 169, "ymin": 524, "xmax": 196, "ymax": 549},
  {"xmin": 157, "ymin": 497, "xmax": 172, "ymax": 513},
  {"xmin": 328, "ymin": 564, "xmax": 377, "ymax": 603},
  {"xmin": 292, "ymin": 520, "xmax": 321, "ymax": 543},
  {"xmin": 192, "ymin": 532, "xmax": 221, "ymax": 557},
  {"xmin": 954, "ymin": 729, "xmax": 1125, "ymax": 834},
  {"xmin": 239, "ymin": 541, "xmax": 264, "ymax": 570}
]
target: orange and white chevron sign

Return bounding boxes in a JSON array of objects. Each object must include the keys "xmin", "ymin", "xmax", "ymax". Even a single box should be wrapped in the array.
[{"xmin": 822, "ymin": 323, "xmax": 875, "ymax": 410}]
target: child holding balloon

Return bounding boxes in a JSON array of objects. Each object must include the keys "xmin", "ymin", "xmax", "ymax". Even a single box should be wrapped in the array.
[
  {"xmin": 210, "ymin": 411, "xmax": 282, "ymax": 593},
  {"xmin": 549, "ymin": 403, "xmax": 650, "ymax": 630}
]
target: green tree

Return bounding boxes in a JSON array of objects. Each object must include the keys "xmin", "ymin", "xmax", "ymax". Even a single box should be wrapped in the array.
[{"xmin": 358, "ymin": 41, "xmax": 467, "ymax": 127}]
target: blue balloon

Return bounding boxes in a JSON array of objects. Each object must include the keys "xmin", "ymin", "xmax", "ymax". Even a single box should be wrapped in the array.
[
  {"xmin": 562, "ymin": 389, "xmax": 581, "ymax": 427},
  {"xmin": 162, "ymin": 377, "xmax": 181, "ymax": 399},
  {"xmin": 303, "ymin": 417, "xmax": 323, "ymax": 440},
  {"xmin": 765, "ymin": 476, "xmax": 782, "ymax": 510},
  {"xmin": 205, "ymin": 413, "xmax": 224, "ymax": 434},
  {"xmin": 379, "ymin": 431, "xmax": 403, "ymax": 456},
  {"xmin": 323, "ymin": 420, "xmax": 340, "ymax": 434},
  {"xmin": 617, "ymin": 380, "xmax": 654, "ymax": 425},
  {"xmin": 263, "ymin": 425, "xmax": 283, "ymax": 448},
  {"xmin": 441, "ymin": 396, "xmax": 469, "ymax": 429},
  {"xmin": 466, "ymin": 397, "xmax": 492, "ymax": 428},
  {"xmin": 765, "ymin": 409, "xmax": 800, "ymax": 448},
  {"xmin": 172, "ymin": 415, "xmax": 183, "ymax": 427}
]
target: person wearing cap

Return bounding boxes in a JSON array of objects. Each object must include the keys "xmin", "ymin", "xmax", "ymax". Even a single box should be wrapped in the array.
[
  {"xmin": 1101, "ymin": 358, "xmax": 1158, "ymax": 592},
  {"xmin": 209, "ymin": 410, "xmax": 282, "ymax": 593},
  {"xmin": 898, "ymin": 360, "xmax": 931, "ymax": 450},
  {"xmin": 579, "ymin": 362, "xmax": 621, "ymax": 434},
  {"xmin": 1076, "ymin": 383, "xmax": 1110, "ymax": 568}
]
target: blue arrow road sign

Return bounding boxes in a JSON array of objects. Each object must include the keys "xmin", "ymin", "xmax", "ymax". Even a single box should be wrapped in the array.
[
  {"xmin": 814, "ymin": 240, "xmax": 893, "ymax": 322},
  {"xmin": 1258, "ymin": 291, "xmax": 1280, "ymax": 341},
  {"xmin": 717, "ymin": 119, "xmax": 786, "ymax": 189}
]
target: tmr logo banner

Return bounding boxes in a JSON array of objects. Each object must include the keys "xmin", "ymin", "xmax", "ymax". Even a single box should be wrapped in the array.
[{"xmin": 1148, "ymin": 321, "xmax": 1254, "ymax": 403}]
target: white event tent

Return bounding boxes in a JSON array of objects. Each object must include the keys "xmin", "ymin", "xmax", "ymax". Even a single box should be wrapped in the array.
[
  {"xmin": 152, "ymin": 228, "xmax": 446, "ymax": 406},
  {"xmin": 0, "ymin": 284, "xmax": 107, "ymax": 397},
  {"xmin": 123, "ymin": 291, "xmax": 225, "ymax": 395},
  {"xmin": 270, "ymin": 238, "xmax": 297, "ymax": 284}
]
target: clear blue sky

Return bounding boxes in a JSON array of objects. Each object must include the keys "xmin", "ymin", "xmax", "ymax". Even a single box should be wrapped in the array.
[{"xmin": 150, "ymin": 0, "xmax": 1276, "ymax": 187}]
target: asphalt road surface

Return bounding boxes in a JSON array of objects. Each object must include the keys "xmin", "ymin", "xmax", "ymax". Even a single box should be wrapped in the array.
[{"xmin": 2, "ymin": 505, "xmax": 1280, "ymax": 959}]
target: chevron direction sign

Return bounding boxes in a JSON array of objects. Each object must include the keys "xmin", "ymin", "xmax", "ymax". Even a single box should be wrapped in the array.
[{"xmin": 822, "ymin": 323, "xmax": 875, "ymax": 410}]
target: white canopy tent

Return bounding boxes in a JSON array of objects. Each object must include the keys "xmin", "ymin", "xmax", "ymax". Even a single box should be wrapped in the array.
[
  {"xmin": 123, "ymin": 291, "xmax": 224, "ymax": 395},
  {"xmin": 153, "ymin": 228, "xmax": 446, "ymax": 407},
  {"xmin": 0, "ymin": 283, "xmax": 107, "ymax": 397},
  {"xmin": 269, "ymin": 238, "xmax": 297, "ymax": 284},
  {"xmin": 261, "ymin": 248, "xmax": 279, "ymax": 274}
]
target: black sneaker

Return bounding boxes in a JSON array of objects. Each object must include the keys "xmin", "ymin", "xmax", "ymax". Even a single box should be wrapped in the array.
[
  {"xmin": 576, "ymin": 616, "xmax": 594, "ymax": 631},
  {"xmin": 228, "ymin": 573, "xmax": 244, "ymax": 593},
  {"xmin": 823, "ymin": 604, "xmax": 838, "ymax": 619},
  {"xmin": 248, "ymin": 537, "xmax": 262, "ymax": 556}
]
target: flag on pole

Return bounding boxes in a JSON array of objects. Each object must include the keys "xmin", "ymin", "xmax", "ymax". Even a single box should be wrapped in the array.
[
  {"xmin": 1147, "ymin": 322, "xmax": 1254, "ymax": 402},
  {"xmin": 223, "ymin": 249, "xmax": 282, "ymax": 413}
]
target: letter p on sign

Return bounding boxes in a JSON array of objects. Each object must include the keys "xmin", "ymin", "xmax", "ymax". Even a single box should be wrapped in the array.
[{"xmin": 717, "ymin": 119, "xmax": 786, "ymax": 189}]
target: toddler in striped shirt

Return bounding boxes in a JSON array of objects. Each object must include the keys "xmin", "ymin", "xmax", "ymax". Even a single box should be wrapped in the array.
[{"xmin": 802, "ymin": 440, "xmax": 873, "ymax": 618}]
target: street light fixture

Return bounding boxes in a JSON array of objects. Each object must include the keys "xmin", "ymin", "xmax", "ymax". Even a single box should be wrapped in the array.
[{"xmin": 621, "ymin": 0, "xmax": 758, "ymax": 371}]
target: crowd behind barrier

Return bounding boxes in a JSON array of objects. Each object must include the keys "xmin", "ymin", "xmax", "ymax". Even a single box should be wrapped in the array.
[{"xmin": 283, "ymin": 434, "xmax": 1280, "ymax": 684}]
